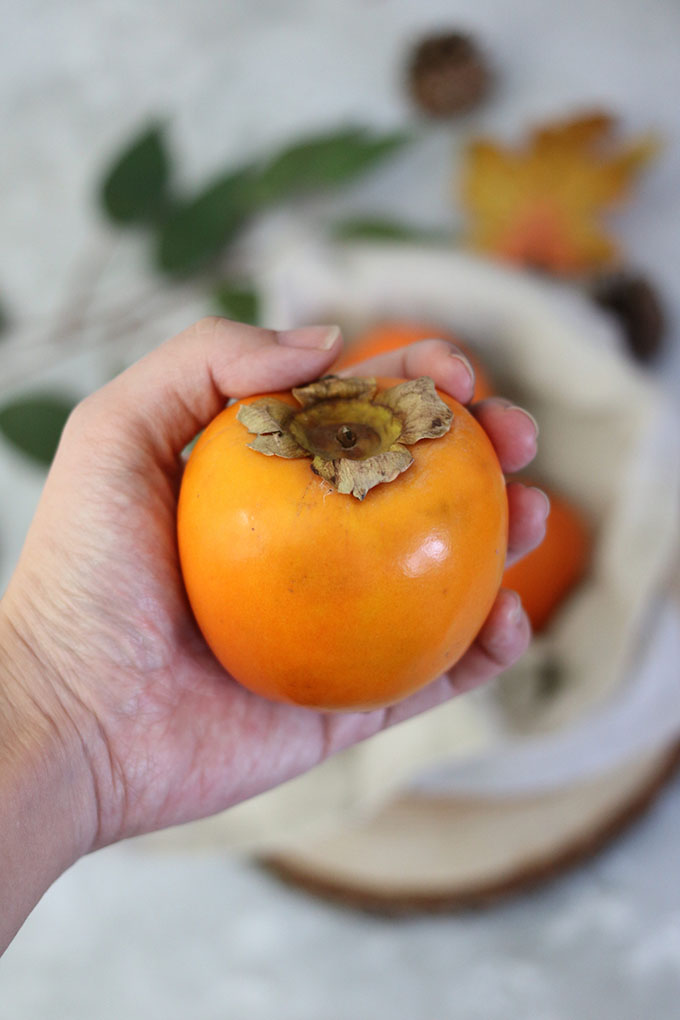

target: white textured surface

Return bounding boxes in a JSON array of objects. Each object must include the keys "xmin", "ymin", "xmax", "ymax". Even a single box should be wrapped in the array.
[
  {"xmin": 1, "ymin": 0, "xmax": 680, "ymax": 1016},
  {"xmin": 3, "ymin": 782, "xmax": 680, "ymax": 1020}
]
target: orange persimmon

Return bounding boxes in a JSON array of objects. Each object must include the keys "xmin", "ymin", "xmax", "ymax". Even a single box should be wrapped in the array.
[
  {"xmin": 334, "ymin": 320, "xmax": 494, "ymax": 401},
  {"xmin": 178, "ymin": 375, "xmax": 507, "ymax": 711},
  {"xmin": 503, "ymin": 485, "xmax": 590, "ymax": 632}
]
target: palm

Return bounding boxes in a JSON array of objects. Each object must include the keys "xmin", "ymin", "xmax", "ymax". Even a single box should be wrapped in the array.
[{"xmin": 70, "ymin": 448, "xmax": 352, "ymax": 843}]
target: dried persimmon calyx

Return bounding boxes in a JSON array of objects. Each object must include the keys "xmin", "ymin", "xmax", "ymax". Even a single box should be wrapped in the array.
[{"xmin": 237, "ymin": 375, "xmax": 453, "ymax": 500}]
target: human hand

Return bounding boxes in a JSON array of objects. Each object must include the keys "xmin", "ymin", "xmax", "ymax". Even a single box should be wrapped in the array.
[{"xmin": 0, "ymin": 317, "xmax": 545, "ymax": 899}]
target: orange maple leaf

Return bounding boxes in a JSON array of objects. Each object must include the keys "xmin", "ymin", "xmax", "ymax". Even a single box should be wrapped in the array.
[{"xmin": 460, "ymin": 111, "xmax": 659, "ymax": 275}]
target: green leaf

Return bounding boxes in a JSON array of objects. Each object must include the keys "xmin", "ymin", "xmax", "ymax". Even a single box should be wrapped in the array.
[
  {"xmin": 155, "ymin": 166, "xmax": 258, "ymax": 275},
  {"xmin": 213, "ymin": 283, "xmax": 260, "ymax": 325},
  {"xmin": 100, "ymin": 122, "xmax": 170, "ymax": 224},
  {"xmin": 0, "ymin": 393, "xmax": 77, "ymax": 467},
  {"xmin": 154, "ymin": 126, "xmax": 412, "ymax": 275},
  {"xmin": 254, "ymin": 128, "xmax": 411, "ymax": 204},
  {"xmin": 331, "ymin": 216, "xmax": 452, "ymax": 244}
]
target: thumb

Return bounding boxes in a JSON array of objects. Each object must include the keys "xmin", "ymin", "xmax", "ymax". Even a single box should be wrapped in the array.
[{"xmin": 98, "ymin": 317, "xmax": 341, "ymax": 460}]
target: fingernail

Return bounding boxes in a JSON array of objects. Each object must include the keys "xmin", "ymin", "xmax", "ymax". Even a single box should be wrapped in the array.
[
  {"xmin": 529, "ymin": 486, "xmax": 551, "ymax": 518},
  {"xmin": 277, "ymin": 325, "xmax": 341, "ymax": 351},
  {"xmin": 517, "ymin": 407, "xmax": 540, "ymax": 438},
  {"xmin": 494, "ymin": 400, "xmax": 539, "ymax": 438},
  {"xmin": 505, "ymin": 590, "xmax": 524, "ymax": 626},
  {"xmin": 449, "ymin": 352, "xmax": 475, "ymax": 395}
]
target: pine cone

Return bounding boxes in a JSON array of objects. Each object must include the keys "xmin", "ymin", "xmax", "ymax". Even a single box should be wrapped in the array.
[
  {"xmin": 408, "ymin": 32, "xmax": 491, "ymax": 118},
  {"xmin": 592, "ymin": 271, "xmax": 665, "ymax": 363}
]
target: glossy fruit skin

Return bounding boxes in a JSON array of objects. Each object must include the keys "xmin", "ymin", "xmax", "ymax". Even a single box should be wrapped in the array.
[
  {"xmin": 503, "ymin": 486, "xmax": 590, "ymax": 632},
  {"xmin": 333, "ymin": 321, "xmax": 495, "ymax": 401},
  {"xmin": 177, "ymin": 379, "xmax": 508, "ymax": 711}
]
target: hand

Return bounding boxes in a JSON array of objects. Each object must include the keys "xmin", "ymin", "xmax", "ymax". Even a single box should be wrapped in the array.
[{"xmin": 0, "ymin": 318, "xmax": 545, "ymax": 940}]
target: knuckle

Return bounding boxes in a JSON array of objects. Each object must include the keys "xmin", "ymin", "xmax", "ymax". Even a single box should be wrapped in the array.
[
  {"xmin": 193, "ymin": 315, "xmax": 227, "ymax": 336},
  {"xmin": 63, "ymin": 394, "xmax": 95, "ymax": 432},
  {"xmin": 61, "ymin": 390, "xmax": 111, "ymax": 445},
  {"xmin": 196, "ymin": 314, "xmax": 224, "ymax": 330}
]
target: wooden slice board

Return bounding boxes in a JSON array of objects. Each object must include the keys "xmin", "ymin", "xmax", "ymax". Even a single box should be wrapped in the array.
[{"xmin": 262, "ymin": 742, "xmax": 680, "ymax": 914}]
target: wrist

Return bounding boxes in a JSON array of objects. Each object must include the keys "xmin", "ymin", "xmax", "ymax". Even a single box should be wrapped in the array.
[{"xmin": 0, "ymin": 600, "xmax": 99, "ymax": 952}]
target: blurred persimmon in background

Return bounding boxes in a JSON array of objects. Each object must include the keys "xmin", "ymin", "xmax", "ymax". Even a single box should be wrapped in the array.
[
  {"xmin": 504, "ymin": 485, "xmax": 591, "ymax": 632},
  {"xmin": 334, "ymin": 320, "xmax": 494, "ymax": 401}
]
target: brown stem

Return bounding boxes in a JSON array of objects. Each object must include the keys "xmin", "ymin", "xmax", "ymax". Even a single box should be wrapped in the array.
[
  {"xmin": 50, "ymin": 235, "xmax": 118, "ymax": 346},
  {"xmin": 337, "ymin": 425, "xmax": 357, "ymax": 449}
]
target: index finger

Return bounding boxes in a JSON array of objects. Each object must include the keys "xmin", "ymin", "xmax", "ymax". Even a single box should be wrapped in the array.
[{"xmin": 337, "ymin": 338, "xmax": 476, "ymax": 406}]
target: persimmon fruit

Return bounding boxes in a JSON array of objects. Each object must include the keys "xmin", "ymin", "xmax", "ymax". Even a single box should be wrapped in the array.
[
  {"xmin": 503, "ymin": 485, "xmax": 590, "ymax": 632},
  {"xmin": 333, "ymin": 320, "xmax": 495, "ymax": 401},
  {"xmin": 178, "ymin": 375, "xmax": 508, "ymax": 711}
]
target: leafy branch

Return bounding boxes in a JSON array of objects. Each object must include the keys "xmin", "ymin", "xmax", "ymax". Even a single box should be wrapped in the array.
[
  {"xmin": 0, "ymin": 118, "xmax": 426, "ymax": 467},
  {"xmin": 100, "ymin": 122, "xmax": 412, "ymax": 276}
]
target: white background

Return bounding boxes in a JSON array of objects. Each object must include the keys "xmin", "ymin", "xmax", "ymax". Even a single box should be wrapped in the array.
[{"xmin": 1, "ymin": 1, "xmax": 679, "ymax": 1016}]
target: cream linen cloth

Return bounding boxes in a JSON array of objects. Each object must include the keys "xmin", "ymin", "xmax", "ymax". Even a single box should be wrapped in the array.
[{"xmin": 142, "ymin": 242, "xmax": 680, "ymax": 854}]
